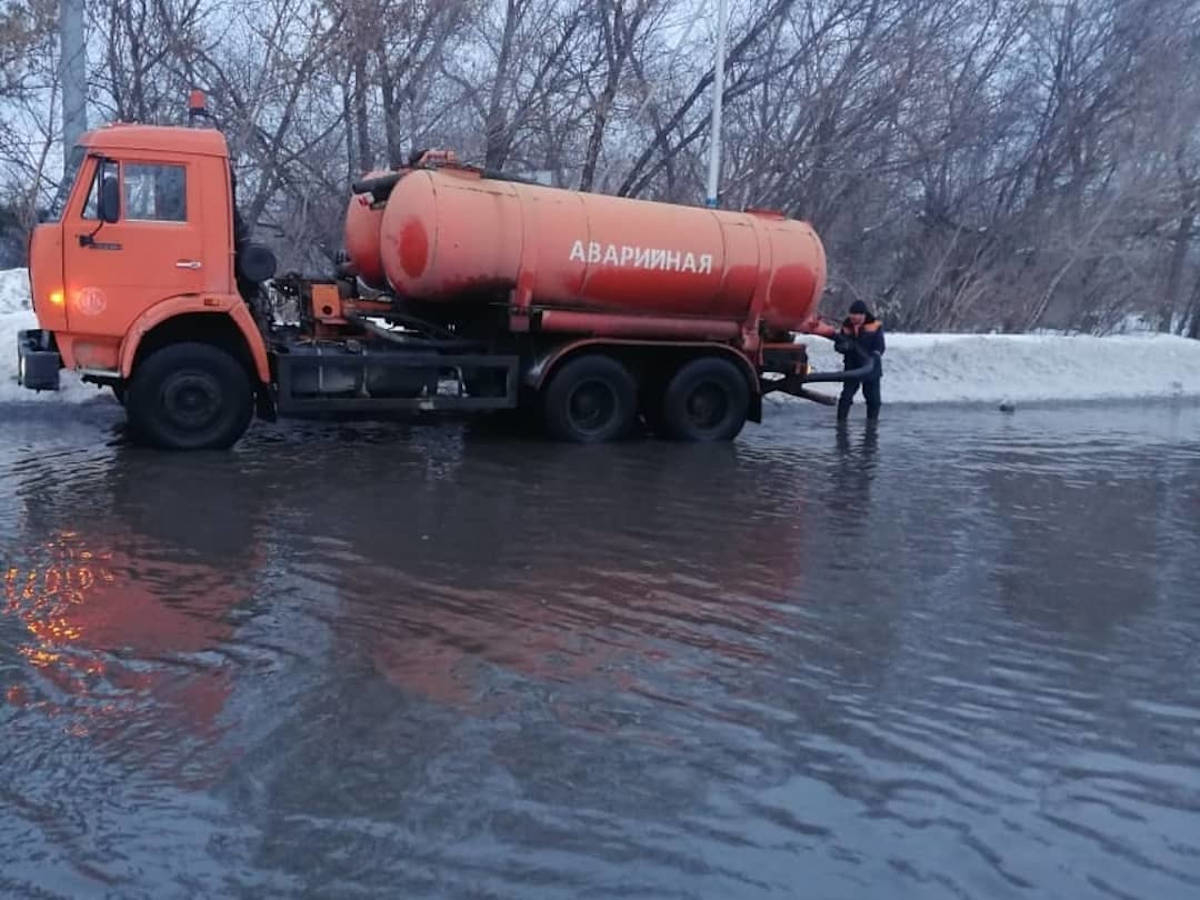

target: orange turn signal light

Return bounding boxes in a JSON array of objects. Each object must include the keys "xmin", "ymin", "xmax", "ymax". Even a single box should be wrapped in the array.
[{"xmin": 48, "ymin": 290, "xmax": 64, "ymax": 306}]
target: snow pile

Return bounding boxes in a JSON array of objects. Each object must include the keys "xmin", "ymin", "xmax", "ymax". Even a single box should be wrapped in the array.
[
  {"xmin": 1, "ymin": 268, "xmax": 98, "ymax": 404},
  {"xmin": 795, "ymin": 332, "xmax": 1200, "ymax": 405},
  {"xmin": 0, "ymin": 267, "xmax": 31, "ymax": 314}
]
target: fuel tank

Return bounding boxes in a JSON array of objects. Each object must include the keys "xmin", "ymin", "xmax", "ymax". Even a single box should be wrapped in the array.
[{"xmin": 347, "ymin": 169, "xmax": 826, "ymax": 333}]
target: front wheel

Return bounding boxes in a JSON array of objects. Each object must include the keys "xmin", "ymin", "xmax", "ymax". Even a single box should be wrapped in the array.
[
  {"xmin": 541, "ymin": 354, "xmax": 638, "ymax": 443},
  {"xmin": 126, "ymin": 342, "xmax": 253, "ymax": 450},
  {"xmin": 660, "ymin": 356, "xmax": 750, "ymax": 442}
]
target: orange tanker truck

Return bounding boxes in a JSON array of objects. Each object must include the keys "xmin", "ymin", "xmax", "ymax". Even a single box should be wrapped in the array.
[{"xmin": 16, "ymin": 95, "xmax": 869, "ymax": 449}]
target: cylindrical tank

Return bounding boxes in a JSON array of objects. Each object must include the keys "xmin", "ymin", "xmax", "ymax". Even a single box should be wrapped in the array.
[
  {"xmin": 350, "ymin": 169, "xmax": 827, "ymax": 333},
  {"xmin": 343, "ymin": 169, "xmax": 391, "ymax": 288}
]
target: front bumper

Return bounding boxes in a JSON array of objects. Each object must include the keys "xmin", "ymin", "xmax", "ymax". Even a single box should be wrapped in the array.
[{"xmin": 17, "ymin": 329, "xmax": 62, "ymax": 391}]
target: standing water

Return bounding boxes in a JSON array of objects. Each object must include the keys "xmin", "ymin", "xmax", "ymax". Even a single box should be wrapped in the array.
[{"xmin": 1, "ymin": 399, "xmax": 1198, "ymax": 898}]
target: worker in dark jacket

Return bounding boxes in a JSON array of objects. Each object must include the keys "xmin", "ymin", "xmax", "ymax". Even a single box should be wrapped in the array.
[{"xmin": 824, "ymin": 299, "xmax": 885, "ymax": 420}]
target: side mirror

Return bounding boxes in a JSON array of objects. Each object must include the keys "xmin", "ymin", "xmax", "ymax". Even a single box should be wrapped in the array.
[{"xmin": 99, "ymin": 175, "xmax": 120, "ymax": 223}]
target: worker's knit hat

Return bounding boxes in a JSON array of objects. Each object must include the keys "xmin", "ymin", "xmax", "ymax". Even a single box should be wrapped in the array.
[{"xmin": 849, "ymin": 300, "xmax": 871, "ymax": 315}]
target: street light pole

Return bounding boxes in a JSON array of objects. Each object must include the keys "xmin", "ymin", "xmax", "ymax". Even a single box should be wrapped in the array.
[
  {"xmin": 61, "ymin": 0, "xmax": 87, "ymax": 167},
  {"xmin": 704, "ymin": 0, "xmax": 727, "ymax": 208}
]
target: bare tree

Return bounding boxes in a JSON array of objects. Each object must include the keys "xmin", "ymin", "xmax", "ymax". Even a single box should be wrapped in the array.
[{"xmin": 1, "ymin": 0, "xmax": 61, "ymax": 242}]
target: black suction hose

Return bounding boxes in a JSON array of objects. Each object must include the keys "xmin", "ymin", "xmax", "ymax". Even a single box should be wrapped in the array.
[
  {"xmin": 801, "ymin": 353, "xmax": 880, "ymax": 384},
  {"xmin": 350, "ymin": 172, "xmax": 404, "ymax": 203}
]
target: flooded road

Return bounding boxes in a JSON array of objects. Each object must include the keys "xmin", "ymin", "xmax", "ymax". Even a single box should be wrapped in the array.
[{"xmin": 2, "ymin": 399, "xmax": 1199, "ymax": 899}]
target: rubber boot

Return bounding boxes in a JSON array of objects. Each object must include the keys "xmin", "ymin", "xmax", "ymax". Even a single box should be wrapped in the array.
[
  {"xmin": 863, "ymin": 378, "xmax": 881, "ymax": 420},
  {"xmin": 838, "ymin": 380, "xmax": 857, "ymax": 420}
]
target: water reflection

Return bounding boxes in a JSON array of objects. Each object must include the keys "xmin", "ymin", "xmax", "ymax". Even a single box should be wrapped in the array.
[
  {"xmin": 831, "ymin": 421, "xmax": 879, "ymax": 533},
  {"xmin": 311, "ymin": 438, "xmax": 815, "ymax": 715},
  {"xmin": 2, "ymin": 448, "xmax": 265, "ymax": 786}
]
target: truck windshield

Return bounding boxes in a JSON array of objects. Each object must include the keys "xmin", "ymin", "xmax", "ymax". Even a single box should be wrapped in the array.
[{"xmin": 42, "ymin": 146, "xmax": 86, "ymax": 222}]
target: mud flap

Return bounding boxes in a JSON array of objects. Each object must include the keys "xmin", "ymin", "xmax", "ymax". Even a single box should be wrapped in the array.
[{"xmin": 17, "ymin": 330, "xmax": 61, "ymax": 391}]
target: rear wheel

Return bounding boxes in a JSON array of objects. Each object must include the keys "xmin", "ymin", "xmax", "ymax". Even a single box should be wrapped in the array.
[
  {"xmin": 126, "ymin": 342, "xmax": 253, "ymax": 450},
  {"xmin": 661, "ymin": 356, "xmax": 750, "ymax": 442},
  {"xmin": 542, "ymin": 354, "xmax": 637, "ymax": 443}
]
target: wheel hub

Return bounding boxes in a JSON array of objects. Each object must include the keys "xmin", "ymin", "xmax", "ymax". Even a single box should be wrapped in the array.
[
  {"xmin": 568, "ymin": 380, "xmax": 617, "ymax": 433},
  {"xmin": 160, "ymin": 370, "xmax": 222, "ymax": 430},
  {"xmin": 686, "ymin": 381, "xmax": 728, "ymax": 430}
]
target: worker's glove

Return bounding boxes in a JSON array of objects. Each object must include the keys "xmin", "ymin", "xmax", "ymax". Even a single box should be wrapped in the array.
[{"xmin": 833, "ymin": 334, "xmax": 852, "ymax": 355}]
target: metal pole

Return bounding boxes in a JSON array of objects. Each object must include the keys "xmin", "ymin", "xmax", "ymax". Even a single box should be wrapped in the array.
[
  {"xmin": 60, "ymin": 0, "xmax": 87, "ymax": 167},
  {"xmin": 704, "ymin": 0, "xmax": 727, "ymax": 208}
]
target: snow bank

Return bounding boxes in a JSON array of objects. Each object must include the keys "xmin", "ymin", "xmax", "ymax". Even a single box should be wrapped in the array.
[
  {"xmin": 1, "ymin": 269, "xmax": 101, "ymax": 404},
  {"xmin": 795, "ymin": 332, "xmax": 1200, "ymax": 405},
  {"xmin": 4, "ymin": 266, "xmax": 1200, "ymax": 408},
  {"xmin": 0, "ymin": 267, "xmax": 31, "ymax": 314}
]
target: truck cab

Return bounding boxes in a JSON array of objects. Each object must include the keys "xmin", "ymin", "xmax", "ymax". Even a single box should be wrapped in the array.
[{"xmin": 19, "ymin": 123, "xmax": 274, "ymax": 447}]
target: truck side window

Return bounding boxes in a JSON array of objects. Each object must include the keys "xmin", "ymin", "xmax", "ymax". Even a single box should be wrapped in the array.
[
  {"xmin": 82, "ymin": 160, "xmax": 119, "ymax": 220},
  {"xmin": 124, "ymin": 164, "xmax": 187, "ymax": 222}
]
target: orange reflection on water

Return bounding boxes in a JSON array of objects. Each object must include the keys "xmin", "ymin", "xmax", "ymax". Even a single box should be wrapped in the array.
[
  {"xmin": 3, "ymin": 529, "xmax": 244, "ymax": 786},
  {"xmin": 5, "ymin": 533, "xmax": 117, "ymax": 682}
]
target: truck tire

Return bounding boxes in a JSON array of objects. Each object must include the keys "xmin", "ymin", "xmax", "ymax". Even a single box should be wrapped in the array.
[
  {"xmin": 661, "ymin": 356, "xmax": 750, "ymax": 441},
  {"xmin": 542, "ymin": 354, "xmax": 637, "ymax": 443},
  {"xmin": 126, "ymin": 342, "xmax": 253, "ymax": 450}
]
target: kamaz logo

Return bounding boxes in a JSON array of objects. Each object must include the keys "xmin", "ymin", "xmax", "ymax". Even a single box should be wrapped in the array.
[{"xmin": 568, "ymin": 241, "xmax": 714, "ymax": 274}]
